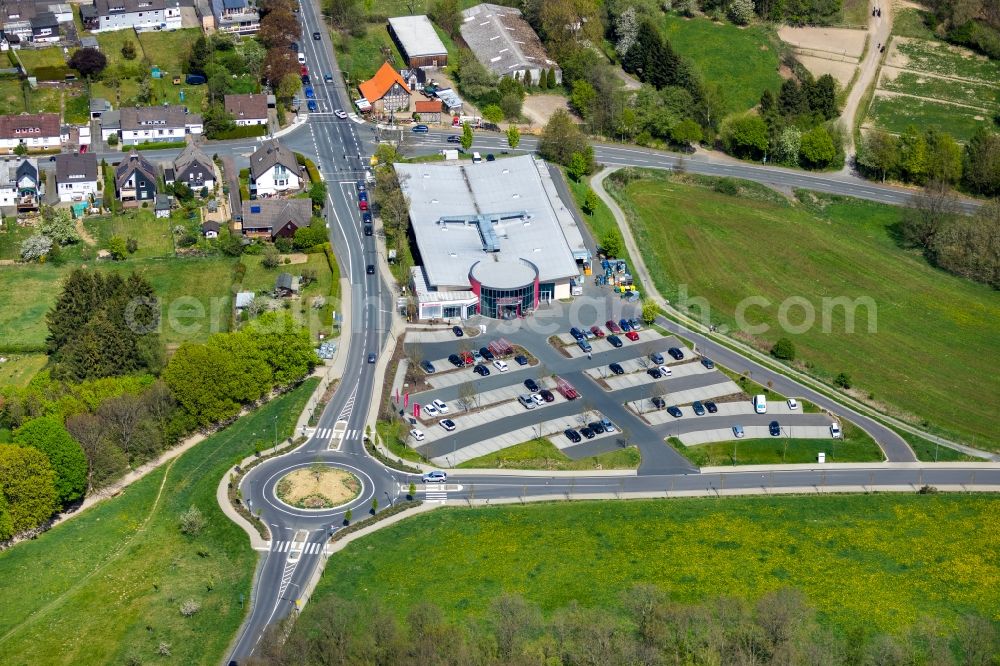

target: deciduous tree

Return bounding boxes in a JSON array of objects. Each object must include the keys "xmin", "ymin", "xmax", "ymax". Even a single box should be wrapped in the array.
[
  {"xmin": 68, "ymin": 48, "xmax": 107, "ymax": 78},
  {"xmin": 14, "ymin": 416, "xmax": 88, "ymax": 507},
  {"xmin": 0, "ymin": 444, "xmax": 57, "ymax": 538}
]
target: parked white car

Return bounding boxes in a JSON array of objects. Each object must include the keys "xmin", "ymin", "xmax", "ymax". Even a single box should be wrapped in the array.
[
  {"xmin": 493, "ymin": 359, "xmax": 508, "ymax": 372},
  {"xmin": 787, "ymin": 398, "xmax": 799, "ymax": 410},
  {"xmin": 409, "ymin": 428, "xmax": 425, "ymax": 442},
  {"xmin": 659, "ymin": 365, "xmax": 672, "ymax": 377},
  {"xmin": 432, "ymin": 399, "xmax": 449, "ymax": 413},
  {"xmin": 422, "ymin": 404, "xmax": 439, "ymax": 418},
  {"xmin": 830, "ymin": 422, "xmax": 842, "ymax": 439}
]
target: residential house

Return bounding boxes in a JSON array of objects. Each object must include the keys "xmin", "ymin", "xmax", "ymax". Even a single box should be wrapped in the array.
[
  {"xmin": 240, "ymin": 198, "xmax": 310, "ymax": 240},
  {"xmin": 357, "ymin": 62, "xmax": 410, "ymax": 116},
  {"xmin": 171, "ymin": 142, "xmax": 215, "ymax": 192},
  {"xmin": 202, "ymin": 220, "xmax": 220, "ymax": 238},
  {"xmin": 114, "ymin": 149, "xmax": 157, "ymax": 203},
  {"xmin": 99, "ymin": 109, "xmax": 120, "ymax": 142},
  {"xmin": 90, "ymin": 98, "xmax": 111, "ymax": 120},
  {"xmin": 115, "ymin": 105, "xmax": 203, "ymax": 145},
  {"xmin": 81, "ymin": 0, "xmax": 182, "ymax": 33},
  {"xmin": 0, "ymin": 113, "xmax": 61, "ymax": 151},
  {"xmin": 224, "ymin": 93, "xmax": 267, "ymax": 126},
  {"xmin": 1, "ymin": 2, "xmax": 71, "ymax": 43},
  {"xmin": 210, "ymin": 0, "xmax": 259, "ymax": 35},
  {"xmin": 460, "ymin": 3, "xmax": 561, "ymax": 86},
  {"xmin": 248, "ymin": 138, "xmax": 299, "ymax": 198},
  {"xmin": 401, "ymin": 66, "xmax": 427, "ymax": 91},
  {"xmin": 387, "ymin": 15, "xmax": 448, "ymax": 68},
  {"xmin": 30, "ymin": 11, "xmax": 59, "ymax": 43},
  {"xmin": 154, "ymin": 193, "xmax": 171, "ymax": 218},
  {"xmin": 0, "ymin": 158, "xmax": 41, "ymax": 211},
  {"xmin": 274, "ymin": 272, "xmax": 299, "ymax": 297},
  {"xmin": 414, "ymin": 99, "xmax": 442, "ymax": 124},
  {"xmin": 55, "ymin": 152, "xmax": 99, "ymax": 202}
]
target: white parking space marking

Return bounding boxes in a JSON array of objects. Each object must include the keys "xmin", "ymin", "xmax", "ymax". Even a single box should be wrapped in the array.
[{"xmin": 678, "ymin": 425, "xmax": 834, "ymax": 445}]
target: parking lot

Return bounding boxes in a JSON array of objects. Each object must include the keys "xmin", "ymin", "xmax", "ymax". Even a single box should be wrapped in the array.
[{"xmin": 389, "ymin": 307, "xmax": 841, "ymax": 473}]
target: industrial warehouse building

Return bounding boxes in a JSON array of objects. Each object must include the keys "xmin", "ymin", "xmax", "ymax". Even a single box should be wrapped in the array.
[
  {"xmin": 388, "ymin": 15, "xmax": 449, "ymax": 68},
  {"xmin": 396, "ymin": 155, "xmax": 590, "ymax": 321},
  {"xmin": 459, "ymin": 3, "xmax": 561, "ymax": 85}
]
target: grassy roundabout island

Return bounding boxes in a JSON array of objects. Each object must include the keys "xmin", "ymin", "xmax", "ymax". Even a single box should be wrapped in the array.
[{"xmin": 275, "ymin": 466, "xmax": 361, "ymax": 509}]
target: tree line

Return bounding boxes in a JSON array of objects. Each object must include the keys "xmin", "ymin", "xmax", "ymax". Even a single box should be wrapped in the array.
[
  {"xmin": 859, "ymin": 126, "xmax": 1000, "ymax": 198},
  {"xmin": 900, "ymin": 185, "xmax": 999, "ymax": 288},
  {"xmin": 248, "ymin": 587, "xmax": 998, "ymax": 666},
  {"xmin": 0, "ymin": 272, "xmax": 317, "ymax": 543},
  {"xmin": 923, "ymin": 0, "xmax": 1000, "ymax": 59}
]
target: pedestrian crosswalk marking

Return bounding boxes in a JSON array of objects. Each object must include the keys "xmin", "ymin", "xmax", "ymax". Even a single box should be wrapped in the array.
[
  {"xmin": 273, "ymin": 540, "xmax": 325, "ymax": 555},
  {"xmin": 312, "ymin": 427, "xmax": 333, "ymax": 439}
]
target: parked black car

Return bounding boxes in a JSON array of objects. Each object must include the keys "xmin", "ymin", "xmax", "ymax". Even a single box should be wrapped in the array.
[
  {"xmin": 652, "ymin": 396, "xmax": 666, "ymax": 409},
  {"xmin": 452, "ymin": 326, "xmax": 463, "ymax": 337},
  {"xmin": 524, "ymin": 378, "xmax": 539, "ymax": 392},
  {"xmin": 564, "ymin": 429, "xmax": 582, "ymax": 443},
  {"xmin": 607, "ymin": 335, "xmax": 623, "ymax": 348},
  {"xmin": 667, "ymin": 405, "xmax": 683, "ymax": 418},
  {"xmin": 514, "ymin": 355, "xmax": 529, "ymax": 366},
  {"xmin": 769, "ymin": 421, "xmax": 781, "ymax": 436},
  {"xmin": 420, "ymin": 360, "xmax": 436, "ymax": 374},
  {"xmin": 692, "ymin": 401, "xmax": 706, "ymax": 416},
  {"xmin": 705, "ymin": 401, "xmax": 718, "ymax": 413},
  {"xmin": 588, "ymin": 421, "xmax": 606, "ymax": 434},
  {"xmin": 479, "ymin": 347, "xmax": 494, "ymax": 361},
  {"xmin": 580, "ymin": 427, "xmax": 596, "ymax": 439},
  {"xmin": 647, "ymin": 368, "xmax": 662, "ymax": 379},
  {"xmin": 609, "ymin": 363, "xmax": 624, "ymax": 375},
  {"xmin": 701, "ymin": 358, "xmax": 715, "ymax": 369},
  {"xmin": 473, "ymin": 364, "xmax": 490, "ymax": 376},
  {"xmin": 667, "ymin": 347, "xmax": 684, "ymax": 360},
  {"xmin": 448, "ymin": 353, "xmax": 463, "ymax": 367},
  {"xmin": 539, "ymin": 389, "xmax": 554, "ymax": 402}
]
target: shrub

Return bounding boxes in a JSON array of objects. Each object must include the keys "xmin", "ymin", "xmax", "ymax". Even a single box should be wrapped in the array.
[
  {"xmin": 834, "ymin": 372, "xmax": 852, "ymax": 389},
  {"xmin": 770, "ymin": 337, "xmax": 796, "ymax": 360},
  {"xmin": 728, "ymin": 0, "xmax": 754, "ymax": 25},
  {"xmin": 178, "ymin": 505, "xmax": 206, "ymax": 535},
  {"xmin": 179, "ymin": 599, "xmax": 201, "ymax": 617}
]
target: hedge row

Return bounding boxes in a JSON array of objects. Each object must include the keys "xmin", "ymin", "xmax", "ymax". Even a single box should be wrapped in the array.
[{"xmin": 209, "ymin": 124, "xmax": 267, "ymax": 140}]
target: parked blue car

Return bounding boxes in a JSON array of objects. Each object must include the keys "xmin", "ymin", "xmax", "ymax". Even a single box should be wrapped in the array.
[
  {"xmin": 307, "ymin": 100, "xmax": 317, "ymax": 112},
  {"xmin": 305, "ymin": 87, "xmax": 315, "ymax": 99}
]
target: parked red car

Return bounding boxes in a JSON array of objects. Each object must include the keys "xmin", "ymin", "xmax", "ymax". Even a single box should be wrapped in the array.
[
  {"xmin": 625, "ymin": 330, "xmax": 639, "ymax": 341},
  {"xmin": 300, "ymin": 65, "xmax": 308, "ymax": 76},
  {"xmin": 605, "ymin": 320, "xmax": 622, "ymax": 334},
  {"xmin": 589, "ymin": 325, "xmax": 606, "ymax": 338},
  {"xmin": 359, "ymin": 200, "xmax": 368, "ymax": 211}
]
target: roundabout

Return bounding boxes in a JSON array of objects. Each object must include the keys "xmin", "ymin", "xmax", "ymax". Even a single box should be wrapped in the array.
[
  {"xmin": 275, "ymin": 465, "xmax": 361, "ymax": 509},
  {"xmin": 259, "ymin": 461, "xmax": 379, "ymax": 518}
]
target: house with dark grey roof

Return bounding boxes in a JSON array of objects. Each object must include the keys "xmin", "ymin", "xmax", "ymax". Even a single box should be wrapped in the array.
[
  {"xmin": 116, "ymin": 105, "xmax": 203, "ymax": 146},
  {"xmin": 224, "ymin": 93, "xmax": 268, "ymax": 126},
  {"xmin": 240, "ymin": 198, "xmax": 311, "ymax": 240},
  {"xmin": 171, "ymin": 143, "xmax": 215, "ymax": 191},
  {"xmin": 0, "ymin": 2, "xmax": 68, "ymax": 43},
  {"xmin": 249, "ymin": 139, "xmax": 300, "ymax": 197},
  {"xmin": 211, "ymin": 0, "xmax": 259, "ymax": 35},
  {"xmin": 460, "ymin": 3, "xmax": 561, "ymax": 86},
  {"xmin": 90, "ymin": 98, "xmax": 111, "ymax": 120},
  {"xmin": 202, "ymin": 220, "xmax": 221, "ymax": 238},
  {"xmin": 30, "ymin": 11, "xmax": 59, "ymax": 42},
  {"xmin": 0, "ymin": 158, "xmax": 41, "ymax": 212},
  {"xmin": 55, "ymin": 152, "xmax": 98, "ymax": 202},
  {"xmin": 83, "ymin": 0, "xmax": 181, "ymax": 33},
  {"xmin": 114, "ymin": 150, "xmax": 158, "ymax": 204}
]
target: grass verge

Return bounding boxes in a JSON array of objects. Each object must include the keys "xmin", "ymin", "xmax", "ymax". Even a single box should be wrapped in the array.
[
  {"xmin": 605, "ymin": 169, "xmax": 999, "ymax": 448},
  {"xmin": 305, "ymin": 495, "xmax": 1000, "ymax": 636},
  {"xmin": 458, "ymin": 437, "xmax": 641, "ymax": 470},
  {"xmin": 0, "ymin": 379, "xmax": 317, "ymax": 665}
]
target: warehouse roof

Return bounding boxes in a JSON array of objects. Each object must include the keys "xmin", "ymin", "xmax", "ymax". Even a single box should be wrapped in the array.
[
  {"xmin": 459, "ymin": 3, "xmax": 558, "ymax": 77},
  {"xmin": 387, "ymin": 15, "xmax": 447, "ymax": 59},
  {"xmin": 394, "ymin": 155, "xmax": 579, "ymax": 290}
]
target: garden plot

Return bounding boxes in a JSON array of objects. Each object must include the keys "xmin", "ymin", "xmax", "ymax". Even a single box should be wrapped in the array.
[
  {"xmin": 778, "ymin": 26, "xmax": 866, "ymax": 88},
  {"xmin": 864, "ymin": 37, "xmax": 999, "ymax": 141}
]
